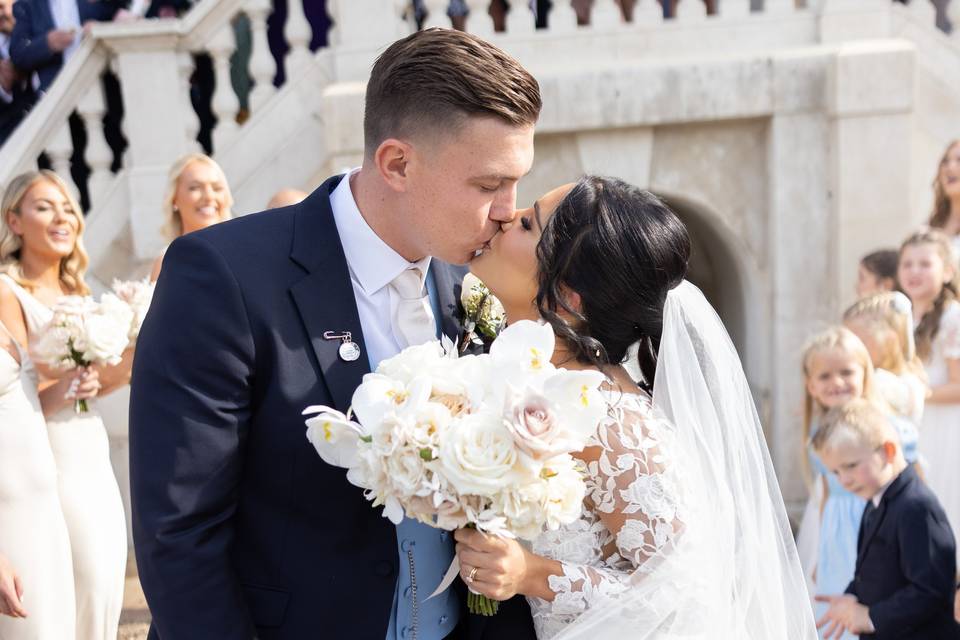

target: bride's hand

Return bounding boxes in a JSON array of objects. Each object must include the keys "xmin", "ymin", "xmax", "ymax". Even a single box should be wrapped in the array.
[{"xmin": 454, "ymin": 528, "xmax": 559, "ymax": 601}]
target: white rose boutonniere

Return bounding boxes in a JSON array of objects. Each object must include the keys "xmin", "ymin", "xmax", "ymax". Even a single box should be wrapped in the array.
[{"xmin": 459, "ymin": 273, "xmax": 506, "ymax": 353}]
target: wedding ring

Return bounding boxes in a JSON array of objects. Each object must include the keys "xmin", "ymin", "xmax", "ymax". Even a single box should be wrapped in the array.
[{"xmin": 467, "ymin": 566, "xmax": 478, "ymax": 583}]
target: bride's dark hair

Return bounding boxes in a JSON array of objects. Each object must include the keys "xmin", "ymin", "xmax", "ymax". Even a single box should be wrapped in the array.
[{"xmin": 536, "ymin": 175, "xmax": 691, "ymax": 389}]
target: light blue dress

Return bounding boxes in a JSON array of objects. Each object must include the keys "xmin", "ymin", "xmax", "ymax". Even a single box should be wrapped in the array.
[{"xmin": 809, "ymin": 421, "xmax": 864, "ymax": 640}]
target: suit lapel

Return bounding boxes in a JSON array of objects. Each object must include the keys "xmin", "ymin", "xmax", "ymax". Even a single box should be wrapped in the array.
[
  {"xmin": 856, "ymin": 501, "xmax": 886, "ymax": 568},
  {"xmin": 855, "ymin": 466, "xmax": 916, "ymax": 572},
  {"xmin": 289, "ymin": 175, "xmax": 370, "ymax": 413},
  {"xmin": 430, "ymin": 261, "xmax": 467, "ymax": 344}
]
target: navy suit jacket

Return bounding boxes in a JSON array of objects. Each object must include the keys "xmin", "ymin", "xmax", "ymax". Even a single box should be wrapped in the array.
[
  {"xmin": 846, "ymin": 465, "xmax": 960, "ymax": 640},
  {"xmin": 10, "ymin": 0, "xmax": 120, "ymax": 92},
  {"xmin": 0, "ymin": 46, "xmax": 36, "ymax": 145},
  {"xmin": 130, "ymin": 175, "xmax": 535, "ymax": 640}
]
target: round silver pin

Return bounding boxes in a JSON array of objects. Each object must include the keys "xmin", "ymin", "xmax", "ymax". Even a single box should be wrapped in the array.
[{"xmin": 339, "ymin": 341, "xmax": 361, "ymax": 362}]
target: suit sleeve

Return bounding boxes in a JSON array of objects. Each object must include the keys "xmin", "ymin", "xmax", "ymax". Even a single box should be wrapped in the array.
[
  {"xmin": 9, "ymin": 2, "xmax": 57, "ymax": 72},
  {"xmin": 867, "ymin": 504, "xmax": 956, "ymax": 635},
  {"xmin": 130, "ymin": 233, "xmax": 257, "ymax": 638}
]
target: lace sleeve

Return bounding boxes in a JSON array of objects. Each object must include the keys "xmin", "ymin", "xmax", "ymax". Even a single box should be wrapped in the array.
[
  {"xmin": 938, "ymin": 302, "xmax": 960, "ymax": 361},
  {"xmin": 543, "ymin": 397, "xmax": 685, "ymax": 618}
]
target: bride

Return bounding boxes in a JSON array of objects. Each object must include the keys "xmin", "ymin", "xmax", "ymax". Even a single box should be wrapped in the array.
[{"xmin": 458, "ymin": 176, "xmax": 817, "ymax": 639}]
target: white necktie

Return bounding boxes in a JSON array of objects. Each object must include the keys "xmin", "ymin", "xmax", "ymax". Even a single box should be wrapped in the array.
[{"xmin": 388, "ymin": 267, "xmax": 437, "ymax": 348}]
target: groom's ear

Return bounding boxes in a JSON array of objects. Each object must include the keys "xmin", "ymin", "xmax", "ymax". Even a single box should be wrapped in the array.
[{"xmin": 374, "ymin": 138, "xmax": 413, "ymax": 193}]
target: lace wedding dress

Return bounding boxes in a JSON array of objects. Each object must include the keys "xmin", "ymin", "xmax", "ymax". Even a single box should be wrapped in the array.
[
  {"xmin": 529, "ymin": 389, "xmax": 689, "ymax": 639},
  {"xmin": 526, "ymin": 282, "xmax": 817, "ymax": 640}
]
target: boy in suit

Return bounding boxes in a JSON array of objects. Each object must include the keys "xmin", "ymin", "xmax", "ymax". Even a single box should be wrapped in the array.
[{"xmin": 814, "ymin": 399, "xmax": 960, "ymax": 640}]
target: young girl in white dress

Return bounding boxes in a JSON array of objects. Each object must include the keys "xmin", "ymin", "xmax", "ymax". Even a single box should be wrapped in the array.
[
  {"xmin": 0, "ymin": 170, "xmax": 132, "ymax": 640},
  {"xmin": 458, "ymin": 177, "xmax": 814, "ymax": 639},
  {"xmin": 843, "ymin": 291, "xmax": 927, "ymax": 443},
  {"xmin": 898, "ymin": 228, "xmax": 960, "ymax": 567}
]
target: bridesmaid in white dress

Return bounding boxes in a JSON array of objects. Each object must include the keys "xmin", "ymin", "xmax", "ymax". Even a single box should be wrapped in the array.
[
  {"xmin": 0, "ymin": 170, "xmax": 132, "ymax": 640},
  {"xmin": 0, "ymin": 314, "xmax": 99, "ymax": 638},
  {"xmin": 899, "ymin": 229, "xmax": 960, "ymax": 567},
  {"xmin": 150, "ymin": 152, "xmax": 233, "ymax": 282}
]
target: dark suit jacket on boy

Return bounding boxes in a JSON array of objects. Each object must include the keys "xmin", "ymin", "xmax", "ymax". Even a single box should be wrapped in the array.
[{"xmin": 846, "ymin": 464, "xmax": 960, "ymax": 639}]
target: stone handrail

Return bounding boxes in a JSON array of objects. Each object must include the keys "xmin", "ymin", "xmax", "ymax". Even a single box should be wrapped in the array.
[{"xmin": 0, "ymin": 0, "xmax": 316, "ymax": 218}]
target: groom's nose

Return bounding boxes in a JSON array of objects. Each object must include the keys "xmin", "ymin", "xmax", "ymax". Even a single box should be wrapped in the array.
[{"xmin": 488, "ymin": 184, "xmax": 519, "ymax": 225}]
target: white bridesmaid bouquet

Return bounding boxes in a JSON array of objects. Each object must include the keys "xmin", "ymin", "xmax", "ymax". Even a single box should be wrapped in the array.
[
  {"xmin": 110, "ymin": 277, "xmax": 155, "ymax": 341},
  {"xmin": 32, "ymin": 295, "xmax": 133, "ymax": 413},
  {"xmin": 303, "ymin": 321, "xmax": 607, "ymax": 616}
]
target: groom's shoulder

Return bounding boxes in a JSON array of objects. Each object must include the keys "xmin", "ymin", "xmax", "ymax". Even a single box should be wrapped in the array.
[
  {"xmin": 186, "ymin": 177, "xmax": 342, "ymax": 264},
  {"xmin": 183, "ymin": 206, "xmax": 296, "ymax": 267}
]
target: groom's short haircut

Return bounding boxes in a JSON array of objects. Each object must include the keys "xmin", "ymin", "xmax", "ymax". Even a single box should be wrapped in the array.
[{"xmin": 364, "ymin": 27, "xmax": 541, "ymax": 157}]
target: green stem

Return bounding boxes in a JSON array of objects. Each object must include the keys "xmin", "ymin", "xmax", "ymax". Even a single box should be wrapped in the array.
[{"xmin": 467, "ymin": 591, "xmax": 499, "ymax": 617}]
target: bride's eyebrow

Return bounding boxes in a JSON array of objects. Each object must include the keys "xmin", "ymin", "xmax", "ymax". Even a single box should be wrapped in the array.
[{"xmin": 533, "ymin": 201, "xmax": 544, "ymax": 231}]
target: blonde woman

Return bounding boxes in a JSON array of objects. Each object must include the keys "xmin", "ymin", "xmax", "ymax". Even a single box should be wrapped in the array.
[
  {"xmin": 929, "ymin": 139, "xmax": 960, "ymax": 259},
  {"xmin": 0, "ymin": 170, "xmax": 128, "ymax": 640},
  {"xmin": 150, "ymin": 153, "xmax": 233, "ymax": 281}
]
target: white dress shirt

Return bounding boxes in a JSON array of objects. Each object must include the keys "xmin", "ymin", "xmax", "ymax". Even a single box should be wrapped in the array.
[
  {"xmin": 329, "ymin": 169, "xmax": 432, "ymax": 368},
  {"xmin": 49, "ymin": 0, "xmax": 82, "ymax": 62}
]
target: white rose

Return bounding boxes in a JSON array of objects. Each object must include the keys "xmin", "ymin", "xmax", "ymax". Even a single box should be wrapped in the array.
[
  {"xmin": 504, "ymin": 389, "xmax": 569, "ymax": 460},
  {"xmin": 31, "ymin": 322, "xmax": 80, "ymax": 369},
  {"xmin": 494, "ymin": 482, "xmax": 547, "ymax": 541},
  {"xmin": 376, "ymin": 341, "xmax": 447, "ymax": 384},
  {"xmin": 541, "ymin": 456, "xmax": 587, "ymax": 530},
  {"xmin": 385, "ymin": 445, "xmax": 431, "ymax": 498},
  {"xmin": 112, "ymin": 278, "xmax": 154, "ymax": 339},
  {"xmin": 438, "ymin": 412, "xmax": 519, "ymax": 497},
  {"xmin": 81, "ymin": 301, "xmax": 131, "ymax": 366}
]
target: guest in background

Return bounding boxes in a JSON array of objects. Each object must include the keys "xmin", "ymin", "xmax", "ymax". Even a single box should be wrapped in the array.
[
  {"xmin": 856, "ymin": 249, "xmax": 899, "ymax": 299},
  {"xmin": 814, "ymin": 400, "xmax": 959, "ymax": 639},
  {"xmin": 266, "ymin": 187, "xmax": 306, "ymax": 209},
  {"xmin": 898, "ymin": 228, "xmax": 960, "ymax": 569},
  {"xmin": 0, "ymin": 169, "xmax": 128, "ymax": 640},
  {"xmin": 800, "ymin": 326, "xmax": 884, "ymax": 640},
  {"xmin": 843, "ymin": 292, "xmax": 928, "ymax": 431},
  {"xmin": 0, "ymin": 0, "xmax": 36, "ymax": 146},
  {"xmin": 929, "ymin": 139, "xmax": 960, "ymax": 259},
  {"xmin": 150, "ymin": 153, "xmax": 232, "ymax": 281},
  {"xmin": 9, "ymin": 0, "xmax": 122, "ymax": 93}
]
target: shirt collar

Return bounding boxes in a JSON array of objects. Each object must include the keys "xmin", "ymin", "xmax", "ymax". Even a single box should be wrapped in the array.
[
  {"xmin": 871, "ymin": 476, "xmax": 896, "ymax": 508},
  {"xmin": 330, "ymin": 169, "xmax": 431, "ymax": 295}
]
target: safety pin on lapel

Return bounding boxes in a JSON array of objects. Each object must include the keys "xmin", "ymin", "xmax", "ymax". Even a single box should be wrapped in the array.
[{"xmin": 324, "ymin": 331, "xmax": 362, "ymax": 363}]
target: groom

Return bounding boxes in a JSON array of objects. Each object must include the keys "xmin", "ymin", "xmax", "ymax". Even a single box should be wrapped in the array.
[{"xmin": 129, "ymin": 28, "xmax": 540, "ymax": 640}]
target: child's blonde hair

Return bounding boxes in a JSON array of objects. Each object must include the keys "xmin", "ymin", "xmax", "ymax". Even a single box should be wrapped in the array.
[
  {"xmin": 843, "ymin": 292, "xmax": 926, "ymax": 379},
  {"xmin": 801, "ymin": 327, "xmax": 883, "ymax": 483},
  {"xmin": 812, "ymin": 399, "xmax": 899, "ymax": 455}
]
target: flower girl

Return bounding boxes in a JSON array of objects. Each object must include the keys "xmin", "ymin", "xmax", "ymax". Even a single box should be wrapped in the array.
[{"xmin": 898, "ymin": 229, "xmax": 960, "ymax": 567}]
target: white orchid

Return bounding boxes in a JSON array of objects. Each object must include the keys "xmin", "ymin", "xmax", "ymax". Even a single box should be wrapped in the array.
[{"xmin": 303, "ymin": 406, "xmax": 367, "ymax": 468}]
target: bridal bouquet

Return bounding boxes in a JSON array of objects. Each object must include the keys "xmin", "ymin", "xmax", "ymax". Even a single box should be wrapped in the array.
[
  {"xmin": 110, "ymin": 277, "xmax": 155, "ymax": 341},
  {"xmin": 32, "ymin": 295, "xmax": 133, "ymax": 413},
  {"xmin": 304, "ymin": 321, "xmax": 607, "ymax": 615}
]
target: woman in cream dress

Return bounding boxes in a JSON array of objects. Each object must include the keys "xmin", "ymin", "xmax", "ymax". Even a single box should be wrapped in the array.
[{"xmin": 0, "ymin": 170, "xmax": 131, "ymax": 640}]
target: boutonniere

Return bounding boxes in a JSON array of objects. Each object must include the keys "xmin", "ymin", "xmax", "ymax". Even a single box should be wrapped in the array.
[{"xmin": 458, "ymin": 273, "xmax": 506, "ymax": 353}]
